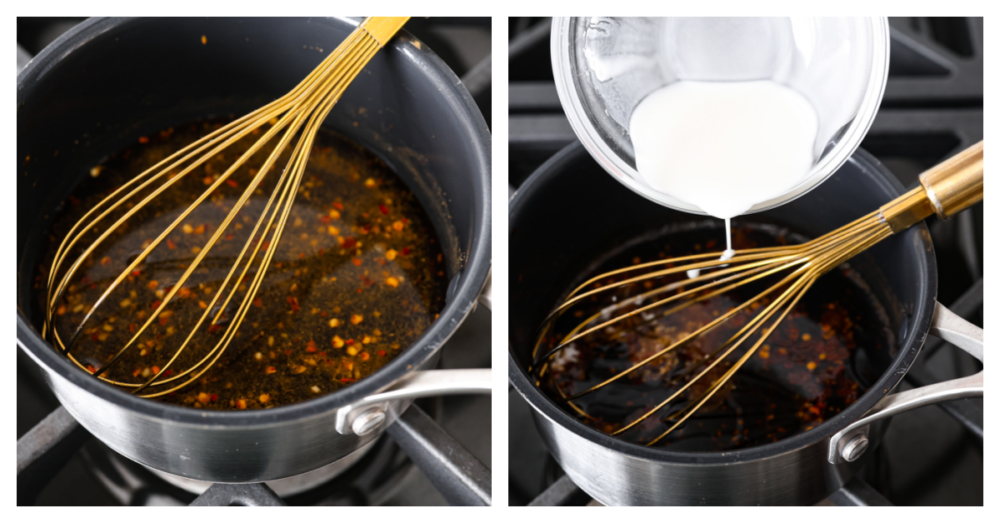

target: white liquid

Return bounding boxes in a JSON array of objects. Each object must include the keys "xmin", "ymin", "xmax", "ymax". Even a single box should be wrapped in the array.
[{"xmin": 630, "ymin": 80, "xmax": 818, "ymax": 274}]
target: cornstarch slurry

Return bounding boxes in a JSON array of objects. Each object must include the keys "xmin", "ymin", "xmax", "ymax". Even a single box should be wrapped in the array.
[{"xmin": 629, "ymin": 80, "xmax": 819, "ymax": 276}]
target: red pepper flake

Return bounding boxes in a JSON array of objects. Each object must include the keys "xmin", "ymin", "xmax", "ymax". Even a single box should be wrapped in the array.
[
  {"xmin": 253, "ymin": 297, "xmax": 263, "ymax": 307},
  {"xmin": 178, "ymin": 287, "xmax": 191, "ymax": 299},
  {"xmin": 306, "ymin": 340, "xmax": 317, "ymax": 353},
  {"xmin": 166, "ymin": 239, "xmax": 177, "ymax": 250},
  {"xmin": 151, "ymin": 300, "xmax": 163, "ymax": 310},
  {"xmin": 266, "ymin": 366, "xmax": 276, "ymax": 374},
  {"xmin": 91, "ymin": 333, "xmax": 100, "ymax": 341},
  {"xmin": 319, "ymin": 215, "xmax": 332, "ymax": 224},
  {"xmin": 80, "ymin": 275, "xmax": 91, "ymax": 285},
  {"xmin": 138, "ymin": 136, "xmax": 149, "ymax": 144},
  {"xmin": 377, "ymin": 350, "xmax": 387, "ymax": 357},
  {"xmin": 379, "ymin": 204, "xmax": 389, "ymax": 215},
  {"xmin": 352, "ymin": 258, "xmax": 362, "ymax": 266},
  {"xmin": 225, "ymin": 233, "xmax": 235, "ymax": 241},
  {"xmin": 207, "ymin": 324, "xmax": 223, "ymax": 334},
  {"xmin": 151, "ymin": 365, "xmax": 161, "ymax": 374},
  {"xmin": 318, "ymin": 249, "xmax": 325, "ymax": 256},
  {"xmin": 401, "ymin": 247, "xmax": 411, "ymax": 256},
  {"xmin": 401, "ymin": 218, "xmax": 409, "ymax": 225},
  {"xmin": 261, "ymin": 240, "xmax": 270, "ymax": 250},
  {"xmin": 299, "ymin": 252, "xmax": 306, "ymax": 259},
  {"xmin": 361, "ymin": 225, "xmax": 371, "ymax": 234},
  {"xmin": 225, "ymin": 179, "xmax": 238, "ymax": 188},
  {"xmin": 131, "ymin": 269, "xmax": 141, "ymax": 276},
  {"xmin": 284, "ymin": 349, "xmax": 293, "ymax": 356},
  {"xmin": 342, "ymin": 236, "xmax": 357, "ymax": 249},
  {"xmin": 86, "ymin": 364, "xmax": 96, "ymax": 373},
  {"xmin": 318, "ymin": 352, "xmax": 327, "ymax": 357},
  {"xmin": 346, "ymin": 339, "xmax": 354, "ymax": 345},
  {"xmin": 129, "ymin": 323, "xmax": 137, "ymax": 333},
  {"xmin": 210, "ymin": 393, "xmax": 218, "ymax": 403},
  {"xmin": 340, "ymin": 378, "xmax": 355, "ymax": 383},
  {"xmin": 287, "ymin": 296, "xmax": 300, "ymax": 312},
  {"xmin": 333, "ymin": 202, "xmax": 344, "ymax": 211},
  {"xmin": 163, "ymin": 369, "xmax": 174, "ymax": 377}
]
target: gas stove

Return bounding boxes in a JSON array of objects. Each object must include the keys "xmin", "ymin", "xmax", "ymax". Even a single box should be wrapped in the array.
[
  {"xmin": 508, "ymin": 16, "xmax": 982, "ymax": 506},
  {"xmin": 16, "ymin": 16, "xmax": 492, "ymax": 507}
]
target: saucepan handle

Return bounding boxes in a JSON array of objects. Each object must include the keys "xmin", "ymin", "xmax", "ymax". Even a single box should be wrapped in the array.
[
  {"xmin": 336, "ymin": 368, "xmax": 492, "ymax": 435},
  {"xmin": 828, "ymin": 301, "xmax": 983, "ymax": 464},
  {"xmin": 337, "ymin": 271, "xmax": 491, "ymax": 433}
]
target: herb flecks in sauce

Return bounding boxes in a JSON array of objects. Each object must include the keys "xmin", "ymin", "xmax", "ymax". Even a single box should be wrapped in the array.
[{"xmin": 38, "ymin": 120, "xmax": 447, "ymax": 410}]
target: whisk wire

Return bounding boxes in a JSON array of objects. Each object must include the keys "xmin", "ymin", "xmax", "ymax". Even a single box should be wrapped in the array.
[
  {"xmin": 133, "ymin": 32, "xmax": 385, "ymax": 395},
  {"xmin": 132, "ymin": 35, "xmax": 383, "ymax": 395},
  {"xmin": 534, "ymin": 209, "xmax": 911, "ymax": 444},
  {"xmin": 645, "ymin": 276, "xmax": 816, "ymax": 445},
  {"xmin": 46, "ymin": 18, "xmax": 407, "ymax": 395}
]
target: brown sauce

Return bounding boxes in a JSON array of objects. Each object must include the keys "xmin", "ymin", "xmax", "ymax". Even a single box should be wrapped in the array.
[
  {"xmin": 536, "ymin": 224, "xmax": 891, "ymax": 451},
  {"xmin": 35, "ymin": 119, "xmax": 447, "ymax": 410}
]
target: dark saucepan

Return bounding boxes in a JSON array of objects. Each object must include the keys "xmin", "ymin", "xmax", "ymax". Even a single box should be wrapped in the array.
[
  {"xmin": 509, "ymin": 141, "xmax": 936, "ymax": 505},
  {"xmin": 17, "ymin": 17, "xmax": 490, "ymax": 483}
]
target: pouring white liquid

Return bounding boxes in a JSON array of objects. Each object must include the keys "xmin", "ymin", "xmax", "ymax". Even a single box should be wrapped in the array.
[{"xmin": 630, "ymin": 80, "xmax": 819, "ymax": 275}]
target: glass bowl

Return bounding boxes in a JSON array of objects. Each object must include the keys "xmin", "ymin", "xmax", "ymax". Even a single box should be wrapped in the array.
[{"xmin": 551, "ymin": 17, "xmax": 890, "ymax": 215}]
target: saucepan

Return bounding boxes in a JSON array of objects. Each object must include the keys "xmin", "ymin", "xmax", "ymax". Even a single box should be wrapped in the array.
[
  {"xmin": 508, "ymin": 141, "xmax": 982, "ymax": 505},
  {"xmin": 17, "ymin": 17, "xmax": 491, "ymax": 483}
]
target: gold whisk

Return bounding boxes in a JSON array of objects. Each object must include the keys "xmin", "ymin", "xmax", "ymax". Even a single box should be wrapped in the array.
[
  {"xmin": 532, "ymin": 141, "xmax": 983, "ymax": 446},
  {"xmin": 43, "ymin": 17, "xmax": 410, "ymax": 398}
]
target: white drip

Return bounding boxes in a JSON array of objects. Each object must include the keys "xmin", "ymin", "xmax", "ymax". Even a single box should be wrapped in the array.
[{"xmin": 687, "ymin": 218, "xmax": 736, "ymax": 279}]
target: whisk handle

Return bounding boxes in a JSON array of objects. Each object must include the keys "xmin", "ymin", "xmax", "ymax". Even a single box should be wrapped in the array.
[
  {"xmin": 881, "ymin": 141, "xmax": 983, "ymax": 233},
  {"xmin": 919, "ymin": 140, "xmax": 984, "ymax": 220},
  {"xmin": 360, "ymin": 17, "xmax": 410, "ymax": 48}
]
